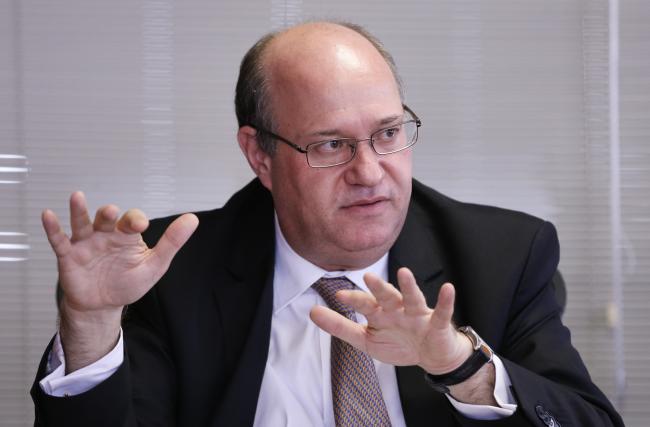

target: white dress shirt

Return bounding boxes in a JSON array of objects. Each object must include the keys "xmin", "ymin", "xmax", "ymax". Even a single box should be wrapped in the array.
[{"xmin": 40, "ymin": 216, "xmax": 517, "ymax": 424}]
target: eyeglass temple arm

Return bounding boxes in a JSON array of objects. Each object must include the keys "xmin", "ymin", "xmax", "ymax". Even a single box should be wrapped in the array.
[
  {"xmin": 253, "ymin": 127, "xmax": 308, "ymax": 153},
  {"xmin": 402, "ymin": 104, "xmax": 422, "ymax": 127}
]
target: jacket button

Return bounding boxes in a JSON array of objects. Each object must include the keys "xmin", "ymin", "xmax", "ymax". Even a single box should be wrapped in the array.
[{"xmin": 535, "ymin": 404, "xmax": 561, "ymax": 427}]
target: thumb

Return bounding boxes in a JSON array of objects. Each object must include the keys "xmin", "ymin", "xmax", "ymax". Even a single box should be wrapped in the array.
[
  {"xmin": 150, "ymin": 213, "xmax": 199, "ymax": 272},
  {"xmin": 431, "ymin": 282, "xmax": 456, "ymax": 329}
]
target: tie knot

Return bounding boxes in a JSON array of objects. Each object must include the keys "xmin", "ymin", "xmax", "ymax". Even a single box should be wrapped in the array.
[{"xmin": 312, "ymin": 277, "xmax": 356, "ymax": 318}]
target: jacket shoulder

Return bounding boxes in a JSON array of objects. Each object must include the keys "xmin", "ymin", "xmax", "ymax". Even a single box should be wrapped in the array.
[
  {"xmin": 142, "ymin": 178, "xmax": 272, "ymax": 250},
  {"xmin": 410, "ymin": 179, "xmax": 551, "ymax": 241}
]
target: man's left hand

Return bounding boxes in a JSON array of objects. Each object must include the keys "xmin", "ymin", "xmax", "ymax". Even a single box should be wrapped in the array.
[{"xmin": 310, "ymin": 267, "xmax": 497, "ymax": 404}]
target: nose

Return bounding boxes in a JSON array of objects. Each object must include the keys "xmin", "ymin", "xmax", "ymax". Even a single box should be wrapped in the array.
[{"xmin": 344, "ymin": 139, "xmax": 384, "ymax": 187}]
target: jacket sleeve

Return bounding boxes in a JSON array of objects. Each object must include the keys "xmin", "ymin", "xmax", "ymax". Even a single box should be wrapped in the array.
[
  {"xmin": 482, "ymin": 222, "xmax": 623, "ymax": 426},
  {"xmin": 30, "ymin": 283, "xmax": 178, "ymax": 427}
]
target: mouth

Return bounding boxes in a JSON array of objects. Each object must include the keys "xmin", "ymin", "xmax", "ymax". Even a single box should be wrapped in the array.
[{"xmin": 342, "ymin": 197, "xmax": 389, "ymax": 210}]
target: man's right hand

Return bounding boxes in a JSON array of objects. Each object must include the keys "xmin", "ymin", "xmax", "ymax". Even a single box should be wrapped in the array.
[{"xmin": 42, "ymin": 191, "xmax": 199, "ymax": 374}]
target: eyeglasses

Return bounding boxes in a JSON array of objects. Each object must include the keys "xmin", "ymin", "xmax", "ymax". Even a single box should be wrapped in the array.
[{"xmin": 251, "ymin": 104, "xmax": 421, "ymax": 168}]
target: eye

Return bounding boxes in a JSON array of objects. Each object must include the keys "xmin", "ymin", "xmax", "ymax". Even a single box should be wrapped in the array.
[
  {"xmin": 377, "ymin": 125, "xmax": 401, "ymax": 141},
  {"xmin": 316, "ymin": 139, "xmax": 347, "ymax": 153}
]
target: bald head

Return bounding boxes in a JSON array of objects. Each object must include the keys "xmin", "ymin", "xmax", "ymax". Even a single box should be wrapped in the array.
[
  {"xmin": 266, "ymin": 22, "xmax": 391, "ymax": 75},
  {"xmin": 265, "ymin": 23, "xmax": 401, "ymax": 131},
  {"xmin": 234, "ymin": 21, "xmax": 403, "ymax": 154}
]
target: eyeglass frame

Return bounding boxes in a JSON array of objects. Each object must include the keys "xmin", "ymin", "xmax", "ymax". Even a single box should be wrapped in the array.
[{"xmin": 249, "ymin": 104, "xmax": 422, "ymax": 168}]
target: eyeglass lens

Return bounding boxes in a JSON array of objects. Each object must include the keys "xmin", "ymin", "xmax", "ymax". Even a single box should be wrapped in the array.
[{"xmin": 307, "ymin": 120, "xmax": 418, "ymax": 167}]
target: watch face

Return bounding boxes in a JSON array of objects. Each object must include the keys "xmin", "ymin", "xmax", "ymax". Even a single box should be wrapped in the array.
[
  {"xmin": 459, "ymin": 326, "xmax": 493, "ymax": 360},
  {"xmin": 478, "ymin": 342, "xmax": 493, "ymax": 361},
  {"xmin": 459, "ymin": 326, "xmax": 480, "ymax": 349}
]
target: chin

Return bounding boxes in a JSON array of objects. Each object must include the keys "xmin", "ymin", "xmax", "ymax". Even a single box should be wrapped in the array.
[
  {"xmin": 337, "ymin": 226, "xmax": 396, "ymax": 255},
  {"xmin": 315, "ymin": 225, "xmax": 399, "ymax": 270}
]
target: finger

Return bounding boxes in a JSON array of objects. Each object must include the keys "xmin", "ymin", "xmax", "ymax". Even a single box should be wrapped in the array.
[
  {"xmin": 116, "ymin": 208, "xmax": 149, "ymax": 234},
  {"xmin": 397, "ymin": 267, "xmax": 429, "ymax": 315},
  {"xmin": 363, "ymin": 272, "xmax": 403, "ymax": 311},
  {"xmin": 310, "ymin": 305, "xmax": 367, "ymax": 352},
  {"xmin": 431, "ymin": 282, "xmax": 456, "ymax": 329},
  {"xmin": 93, "ymin": 205, "xmax": 120, "ymax": 232},
  {"xmin": 150, "ymin": 213, "xmax": 199, "ymax": 272},
  {"xmin": 69, "ymin": 191, "xmax": 93, "ymax": 242},
  {"xmin": 42, "ymin": 209, "xmax": 72, "ymax": 257},
  {"xmin": 336, "ymin": 289, "xmax": 380, "ymax": 317}
]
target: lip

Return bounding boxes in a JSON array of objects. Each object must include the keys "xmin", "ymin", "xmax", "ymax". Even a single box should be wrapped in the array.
[{"xmin": 341, "ymin": 196, "xmax": 389, "ymax": 211}]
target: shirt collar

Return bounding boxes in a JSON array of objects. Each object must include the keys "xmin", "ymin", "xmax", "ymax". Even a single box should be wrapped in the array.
[{"xmin": 273, "ymin": 215, "xmax": 389, "ymax": 314}]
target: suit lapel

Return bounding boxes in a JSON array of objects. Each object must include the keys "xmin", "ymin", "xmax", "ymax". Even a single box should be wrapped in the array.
[
  {"xmin": 388, "ymin": 198, "xmax": 444, "ymax": 304},
  {"xmin": 211, "ymin": 270, "xmax": 274, "ymax": 427},
  {"xmin": 390, "ymin": 188, "xmax": 457, "ymax": 426},
  {"xmin": 209, "ymin": 181, "xmax": 276, "ymax": 427}
]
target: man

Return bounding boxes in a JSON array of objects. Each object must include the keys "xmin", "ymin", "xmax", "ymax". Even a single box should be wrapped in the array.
[{"xmin": 31, "ymin": 21, "xmax": 623, "ymax": 426}]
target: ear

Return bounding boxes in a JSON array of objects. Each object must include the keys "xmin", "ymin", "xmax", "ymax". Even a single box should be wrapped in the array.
[{"xmin": 237, "ymin": 126, "xmax": 273, "ymax": 191}]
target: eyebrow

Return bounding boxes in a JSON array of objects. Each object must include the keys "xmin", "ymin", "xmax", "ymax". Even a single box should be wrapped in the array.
[{"xmin": 307, "ymin": 113, "xmax": 404, "ymax": 139}]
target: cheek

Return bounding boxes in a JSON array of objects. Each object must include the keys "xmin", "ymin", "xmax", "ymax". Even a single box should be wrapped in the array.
[
  {"xmin": 282, "ymin": 171, "xmax": 338, "ymax": 221},
  {"xmin": 397, "ymin": 149, "xmax": 413, "ymax": 174},
  {"xmin": 305, "ymin": 179, "xmax": 338, "ymax": 213},
  {"xmin": 384, "ymin": 151, "xmax": 412, "ymax": 186}
]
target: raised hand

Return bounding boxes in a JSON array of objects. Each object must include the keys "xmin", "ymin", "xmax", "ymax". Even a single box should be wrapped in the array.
[
  {"xmin": 42, "ymin": 191, "xmax": 198, "ymax": 372},
  {"xmin": 310, "ymin": 267, "xmax": 497, "ymax": 403}
]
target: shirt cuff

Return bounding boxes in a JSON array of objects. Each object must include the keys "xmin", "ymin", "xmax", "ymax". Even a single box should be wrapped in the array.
[
  {"xmin": 445, "ymin": 354, "xmax": 517, "ymax": 420},
  {"xmin": 39, "ymin": 328, "xmax": 124, "ymax": 397}
]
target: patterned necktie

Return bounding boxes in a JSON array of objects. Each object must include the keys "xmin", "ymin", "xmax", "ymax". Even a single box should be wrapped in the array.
[{"xmin": 312, "ymin": 277, "xmax": 392, "ymax": 427}]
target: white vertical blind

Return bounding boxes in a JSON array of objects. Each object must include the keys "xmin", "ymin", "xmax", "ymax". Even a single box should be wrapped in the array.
[
  {"xmin": 1, "ymin": 0, "xmax": 29, "ymax": 424},
  {"xmin": 620, "ymin": 0, "xmax": 650, "ymax": 418},
  {"xmin": 0, "ymin": 0, "xmax": 647, "ymax": 425}
]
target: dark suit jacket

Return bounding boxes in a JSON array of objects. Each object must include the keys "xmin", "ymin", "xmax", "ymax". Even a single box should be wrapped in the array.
[{"xmin": 31, "ymin": 179, "xmax": 623, "ymax": 426}]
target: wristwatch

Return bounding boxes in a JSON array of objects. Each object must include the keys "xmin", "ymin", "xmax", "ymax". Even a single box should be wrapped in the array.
[{"xmin": 424, "ymin": 326, "xmax": 494, "ymax": 394}]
